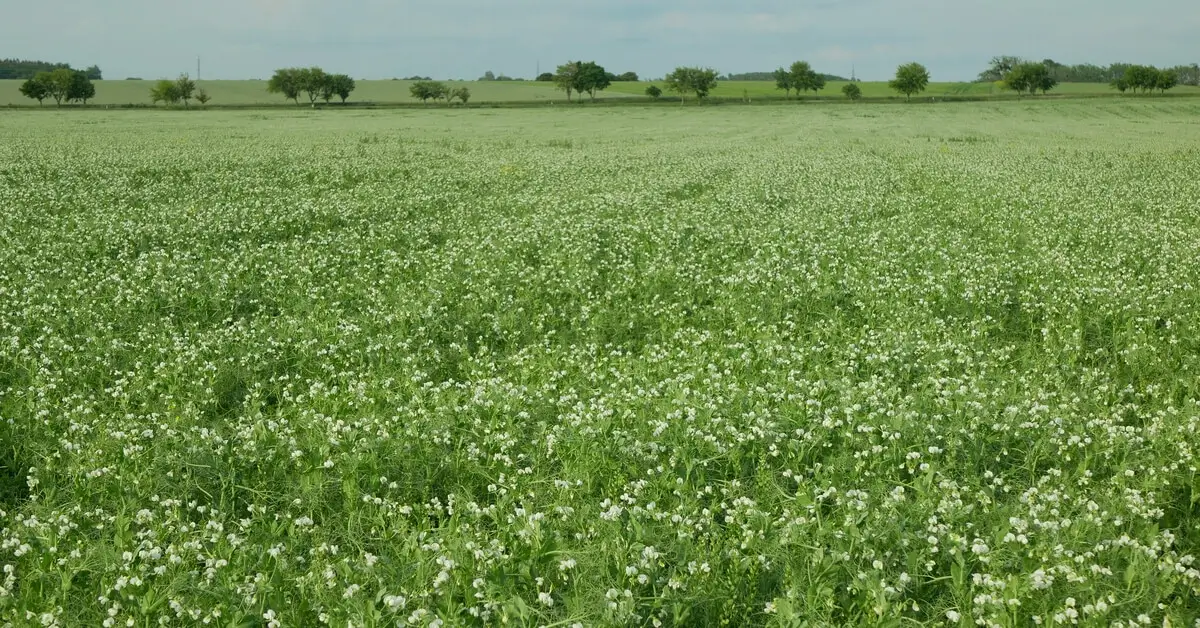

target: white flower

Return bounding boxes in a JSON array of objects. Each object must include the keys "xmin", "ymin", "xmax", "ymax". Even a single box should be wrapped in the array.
[
  {"xmin": 946, "ymin": 609, "xmax": 961, "ymax": 622},
  {"xmin": 538, "ymin": 592, "xmax": 554, "ymax": 607}
]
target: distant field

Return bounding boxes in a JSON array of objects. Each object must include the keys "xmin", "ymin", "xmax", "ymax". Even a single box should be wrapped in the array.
[
  {"xmin": 0, "ymin": 79, "xmax": 629, "ymax": 106},
  {"xmin": 4, "ymin": 78, "xmax": 1198, "ymax": 106}
]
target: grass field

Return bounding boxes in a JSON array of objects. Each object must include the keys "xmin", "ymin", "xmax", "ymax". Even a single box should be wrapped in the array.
[
  {"xmin": 2, "ymin": 100, "xmax": 1200, "ymax": 626},
  {"xmin": 4, "ymin": 78, "xmax": 1198, "ymax": 106}
]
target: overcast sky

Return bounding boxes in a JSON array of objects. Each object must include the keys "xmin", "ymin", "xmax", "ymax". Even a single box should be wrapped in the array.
[{"xmin": 4, "ymin": 0, "xmax": 1197, "ymax": 82}]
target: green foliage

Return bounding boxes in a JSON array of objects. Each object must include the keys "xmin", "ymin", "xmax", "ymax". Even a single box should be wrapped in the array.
[
  {"xmin": 267, "ymin": 68, "xmax": 303, "ymax": 104},
  {"xmin": 1156, "ymin": 69, "xmax": 1179, "ymax": 93},
  {"xmin": 329, "ymin": 74, "xmax": 356, "ymax": 103},
  {"xmin": 977, "ymin": 55, "xmax": 1022, "ymax": 82},
  {"xmin": 150, "ymin": 79, "xmax": 181, "ymax": 106},
  {"xmin": 1123, "ymin": 65, "xmax": 1160, "ymax": 93},
  {"xmin": 536, "ymin": 72, "xmax": 554, "ymax": 82},
  {"xmin": 0, "ymin": 58, "xmax": 71, "ymax": 79},
  {"xmin": 297, "ymin": 67, "xmax": 330, "ymax": 105},
  {"xmin": 195, "ymin": 88, "xmax": 211, "ymax": 106},
  {"xmin": 451, "ymin": 86, "xmax": 471, "ymax": 104},
  {"xmin": 889, "ymin": 62, "xmax": 931, "ymax": 99},
  {"xmin": 616, "ymin": 71, "xmax": 639, "ymax": 82},
  {"xmin": 18, "ymin": 75, "xmax": 51, "ymax": 105},
  {"xmin": 410, "ymin": 80, "xmax": 448, "ymax": 103},
  {"xmin": 67, "ymin": 70, "xmax": 95, "ymax": 104},
  {"xmin": 2, "ymin": 101, "xmax": 1200, "ymax": 626},
  {"xmin": 175, "ymin": 73, "xmax": 196, "ymax": 107},
  {"xmin": 841, "ymin": 82, "xmax": 862, "ymax": 100},
  {"xmin": 789, "ymin": 60, "xmax": 827, "ymax": 95},
  {"xmin": 664, "ymin": 66, "xmax": 720, "ymax": 103},
  {"xmin": 773, "ymin": 67, "xmax": 792, "ymax": 97},
  {"xmin": 1004, "ymin": 63, "xmax": 1057, "ymax": 95},
  {"xmin": 554, "ymin": 61, "xmax": 580, "ymax": 101},
  {"xmin": 645, "ymin": 85, "xmax": 662, "ymax": 99},
  {"xmin": 576, "ymin": 61, "xmax": 611, "ymax": 101},
  {"xmin": 84, "ymin": 65, "xmax": 103, "ymax": 80}
]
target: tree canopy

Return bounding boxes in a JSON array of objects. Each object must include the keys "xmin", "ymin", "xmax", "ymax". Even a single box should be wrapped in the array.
[
  {"xmin": 889, "ymin": 62, "xmax": 930, "ymax": 100},
  {"xmin": 664, "ymin": 67, "xmax": 720, "ymax": 103}
]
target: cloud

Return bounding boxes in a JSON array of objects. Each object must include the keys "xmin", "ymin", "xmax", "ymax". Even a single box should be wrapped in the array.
[{"xmin": 2, "ymin": 0, "xmax": 1197, "ymax": 81}]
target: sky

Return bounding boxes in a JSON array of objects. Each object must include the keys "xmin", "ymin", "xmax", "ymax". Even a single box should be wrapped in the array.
[{"xmin": 4, "ymin": 0, "xmax": 1198, "ymax": 82}]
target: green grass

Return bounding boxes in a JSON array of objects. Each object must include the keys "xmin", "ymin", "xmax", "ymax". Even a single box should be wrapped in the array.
[
  {"xmin": 1, "ymin": 100, "xmax": 1200, "ymax": 626},
  {"xmin": 4, "ymin": 78, "xmax": 1198, "ymax": 107}
]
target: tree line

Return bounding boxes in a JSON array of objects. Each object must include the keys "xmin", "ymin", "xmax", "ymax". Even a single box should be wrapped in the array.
[
  {"xmin": 17, "ymin": 69, "xmax": 97, "ymax": 105},
  {"xmin": 1, "ymin": 59, "xmax": 101, "ymax": 80},
  {"xmin": 978, "ymin": 57, "xmax": 1199, "ymax": 86},
  {"xmin": 266, "ymin": 68, "xmax": 357, "ymax": 105}
]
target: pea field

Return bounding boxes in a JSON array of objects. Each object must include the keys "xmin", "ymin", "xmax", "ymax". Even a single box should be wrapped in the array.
[{"xmin": 1, "ymin": 100, "xmax": 1199, "ymax": 627}]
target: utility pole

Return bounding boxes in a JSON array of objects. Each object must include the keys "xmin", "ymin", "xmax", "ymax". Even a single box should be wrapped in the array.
[
  {"xmin": 851, "ymin": 64, "xmax": 856, "ymax": 82},
  {"xmin": 197, "ymin": 56, "xmax": 201, "ymax": 81}
]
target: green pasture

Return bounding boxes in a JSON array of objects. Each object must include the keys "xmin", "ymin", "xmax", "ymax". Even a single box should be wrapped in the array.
[{"xmin": 4, "ymin": 78, "xmax": 1198, "ymax": 107}]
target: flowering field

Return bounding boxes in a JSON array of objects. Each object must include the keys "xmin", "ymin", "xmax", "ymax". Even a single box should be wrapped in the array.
[{"xmin": 1, "ymin": 101, "xmax": 1199, "ymax": 627}]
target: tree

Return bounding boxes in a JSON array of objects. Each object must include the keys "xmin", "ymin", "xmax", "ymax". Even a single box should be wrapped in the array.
[
  {"xmin": 452, "ymin": 87, "xmax": 471, "ymax": 104},
  {"xmin": 329, "ymin": 74, "xmax": 356, "ymax": 103},
  {"xmin": 42, "ymin": 68, "xmax": 74, "ymax": 106},
  {"xmin": 195, "ymin": 89, "xmax": 211, "ymax": 106},
  {"xmin": 84, "ymin": 65, "xmax": 103, "ymax": 80},
  {"xmin": 1123, "ymin": 65, "xmax": 1159, "ymax": 93},
  {"xmin": 150, "ymin": 80, "xmax": 181, "ymax": 105},
  {"xmin": 577, "ymin": 61, "xmax": 611, "ymax": 101},
  {"xmin": 889, "ymin": 62, "xmax": 930, "ymax": 100},
  {"xmin": 554, "ymin": 61, "xmax": 580, "ymax": 102},
  {"xmin": 664, "ymin": 67, "xmax": 719, "ymax": 104},
  {"xmin": 773, "ymin": 67, "xmax": 793, "ymax": 98},
  {"xmin": 1003, "ymin": 62, "xmax": 1054, "ymax": 95},
  {"xmin": 481, "ymin": 71, "xmax": 496, "ymax": 81},
  {"xmin": 842, "ymin": 82, "xmax": 862, "ymax": 100},
  {"xmin": 297, "ymin": 67, "xmax": 330, "ymax": 105},
  {"xmin": 1156, "ymin": 69, "xmax": 1179, "ymax": 94},
  {"xmin": 977, "ymin": 56, "xmax": 1022, "ymax": 82},
  {"xmin": 175, "ymin": 73, "xmax": 196, "ymax": 107},
  {"xmin": 645, "ymin": 85, "xmax": 662, "ymax": 99},
  {"xmin": 410, "ymin": 80, "xmax": 447, "ymax": 103},
  {"xmin": 616, "ymin": 71, "xmax": 639, "ymax": 82},
  {"xmin": 1110, "ymin": 77, "xmax": 1130, "ymax": 93},
  {"xmin": 536, "ymin": 72, "xmax": 554, "ymax": 82},
  {"xmin": 18, "ymin": 75, "xmax": 51, "ymax": 105},
  {"xmin": 789, "ymin": 61, "xmax": 826, "ymax": 96},
  {"xmin": 267, "ymin": 68, "xmax": 303, "ymax": 104},
  {"xmin": 67, "ymin": 70, "xmax": 96, "ymax": 104}
]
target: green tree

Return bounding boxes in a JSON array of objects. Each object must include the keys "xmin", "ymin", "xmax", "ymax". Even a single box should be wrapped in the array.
[
  {"xmin": 536, "ymin": 72, "xmax": 554, "ymax": 82},
  {"xmin": 329, "ymin": 74, "xmax": 356, "ymax": 103},
  {"xmin": 1110, "ymin": 77, "xmax": 1130, "ymax": 93},
  {"xmin": 452, "ymin": 87, "xmax": 471, "ymax": 104},
  {"xmin": 480, "ymin": 71, "xmax": 496, "ymax": 81},
  {"xmin": 977, "ymin": 55, "xmax": 1022, "ymax": 82},
  {"xmin": 67, "ymin": 70, "xmax": 96, "ymax": 104},
  {"xmin": 195, "ymin": 89, "xmax": 211, "ymax": 106},
  {"xmin": 150, "ymin": 80, "xmax": 181, "ymax": 105},
  {"xmin": 773, "ymin": 67, "xmax": 793, "ymax": 98},
  {"xmin": 1004, "ymin": 63, "xmax": 1053, "ymax": 95},
  {"xmin": 645, "ymin": 85, "xmax": 662, "ymax": 99},
  {"xmin": 42, "ymin": 68, "xmax": 74, "ymax": 106},
  {"xmin": 267, "ymin": 68, "xmax": 303, "ymax": 104},
  {"xmin": 889, "ymin": 62, "xmax": 930, "ymax": 100},
  {"xmin": 1124, "ymin": 65, "xmax": 1158, "ymax": 93},
  {"xmin": 617, "ymin": 71, "xmax": 639, "ymax": 82},
  {"xmin": 18, "ymin": 75, "xmax": 51, "ymax": 105},
  {"xmin": 664, "ymin": 67, "xmax": 719, "ymax": 104},
  {"xmin": 842, "ymin": 82, "xmax": 862, "ymax": 100},
  {"xmin": 84, "ymin": 65, "xmax": 103, "ymax": 80},
  {"xmin": 554, "ymin": 61, "xmax": 580, "ymax": 102},
  {"xmin": 577, "ymin": 61, "xmax": 611, "ymax": 101},
  {"xmin": 297, "ymin": 67, "xmax": 330, "ymax": 105},
  {"xmin": 1156, "ymin": 69, "xmax": 1179, "ymax": 94},
  {"xmin": 410, "ymin": 80, "xmax": 447, "ymax": 103},
  {"xmin": 789, "ymin": 61, "xmax": 826, "ymax": 95},
  {"xmin": 175, "ymin": 73, "xmax": 196, "ymax": 107}
]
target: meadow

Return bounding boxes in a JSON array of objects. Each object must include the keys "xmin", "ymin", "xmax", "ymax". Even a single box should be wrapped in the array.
[
  {"xmin": 4, "ymin": 78, "xmax": 1197, "ymax": 107},
  {"xmin": 1, "ymin": 99, "xmax": 1199, "ymax": 626}
]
